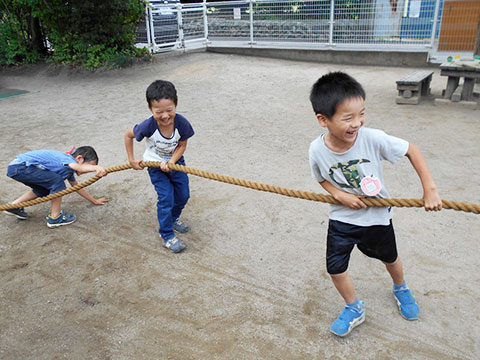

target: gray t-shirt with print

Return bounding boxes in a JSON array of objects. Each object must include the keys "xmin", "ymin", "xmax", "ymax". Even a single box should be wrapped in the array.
[{"xmin": 309, "ymin": 127, "xmax": 409, "ymax": 226}]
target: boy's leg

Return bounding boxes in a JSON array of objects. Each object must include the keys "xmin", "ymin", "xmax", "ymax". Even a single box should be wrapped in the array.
[
  {"xmin": 147, "ymin": 167, "xmax": 186, "ymax": 250},
  {"xmin": 383, "ymin": 257, "xmax": 419, "ymax": 320},
  {"xmin": 46, "ymin": 200, "xmax": 76, "ymax": 227},
  {"xmin": 330, "ymin": 271, "xmax": 356, "ymax": 304},
  {"xmin": 12, "ymin": 190, "xmax": 38, "ymax": 204},
  {"xmin": 356, "ymin": 222, "xmax": 418, "ymax": 319},
  {"xmin": 327, "ymin": 220, "xmax": 365, "ymax": 336},
  {"xmin": 46, "ymin": 195, "xmax": 76, "ymax": 228},
  {"xmin": 383, "ymin": 257, "xmax": 404, "ymax": 286},
  {"xmin": 50, "ymin": 197, "xmax": 62, "ymax": 218},
  {"xmin": 148, "ymin": 168, "xmax": 186, "ymax": 253},
  {"xmin": 4, "ymin": 190, "xmax": 36, "ymax": 219},
  {"xmin": 171, "ymin": 170, "xmax": 190, "ymax": 233},
  {"xmin": 148, "ymin": 168, "xmax": 175, "ymax": 239},
  {"xmin": 10, "ymin": 165, "xmax": 77, "ymax": 228},
  {"xmin": 329, "ymin": 271, "xmax": 365, "ymax": 336},
  {"xmin": 5, "ymin": 163, "xmax": 48, "ymax": 219}
]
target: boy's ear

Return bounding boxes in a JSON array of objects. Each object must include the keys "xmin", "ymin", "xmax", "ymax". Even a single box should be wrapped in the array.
[
  {"xmin": 316, "ymin": 113, "xmax": 329, "ymax": 128},
  {"xmin": 74, "ymin": 155, "xmax": 84, "ymax": 163}
]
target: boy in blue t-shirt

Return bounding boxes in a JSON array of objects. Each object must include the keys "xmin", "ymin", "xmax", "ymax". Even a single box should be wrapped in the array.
[
  {"xmin": 308, "ymin": 72, "xmax": 442, "ymax": 337},
  {"xmin": 124, "ymin": 80, "xmax": 194, "ymax": 253},
  {"xmin": 5, "ymin": 146, "xmax": 108, "ymax": 227}
]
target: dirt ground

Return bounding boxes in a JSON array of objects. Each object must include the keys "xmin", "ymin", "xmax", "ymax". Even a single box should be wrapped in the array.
[{"xmin": 1, "ymin": 51, "xmax": 479, "ymax": 360}]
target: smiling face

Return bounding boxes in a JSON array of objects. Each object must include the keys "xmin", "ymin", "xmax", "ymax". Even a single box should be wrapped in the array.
[
  {"xmin": 317, "ymin": 96, "xmax": 365, "ymax": 152},
  {"xmin": 149, "ymin": 98, "xmax": 176, "ymax": 130}
]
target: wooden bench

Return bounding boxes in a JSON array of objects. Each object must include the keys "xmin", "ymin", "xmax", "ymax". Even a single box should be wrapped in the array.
[{"xmin": 396, "ymin": 70, "xmax": 434, "ymax": 104}]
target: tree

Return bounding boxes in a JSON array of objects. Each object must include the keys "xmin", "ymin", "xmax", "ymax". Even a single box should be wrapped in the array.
[{"xmin": 0, "ymin": 0, "xmax": 147, "ymax": 69}]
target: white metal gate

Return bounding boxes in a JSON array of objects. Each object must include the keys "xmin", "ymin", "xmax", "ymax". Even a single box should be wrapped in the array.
[{"xmin": 136, "ymin": 0, "xmax": 479, "ymax": 63}]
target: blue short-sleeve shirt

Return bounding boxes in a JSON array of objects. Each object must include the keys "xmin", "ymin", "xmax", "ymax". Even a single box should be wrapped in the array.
[{"xmin": 16, "ymin": 150, "xmax": 76, "ymax": 181}]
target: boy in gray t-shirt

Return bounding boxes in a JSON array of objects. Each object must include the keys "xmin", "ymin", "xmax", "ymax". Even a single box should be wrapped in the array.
[{"xmin": 308, "ymin": 72, "xmax": 442, "ymax": 337}]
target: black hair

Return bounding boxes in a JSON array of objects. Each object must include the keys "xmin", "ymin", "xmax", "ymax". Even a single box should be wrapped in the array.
[
  {"xmin": 146, "ymin": 80, "xmax": 178, "ymax": 107},
  {"xmin": 310, "ymin": 71, "xmax": 366, "ymax": 118},
  {"xmin": 71, "ymin": 146, "xmax": 99, "ymax": 164}
]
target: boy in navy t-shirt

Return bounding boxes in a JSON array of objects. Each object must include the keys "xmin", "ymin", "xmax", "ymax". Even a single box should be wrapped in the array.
[
  {"xmin": 5, "ymin": 146, "xmax": 108, "ymax": 227},
  {"xmin": 124, "ymin": 80, "xmax": 194, "ymax": 253}
]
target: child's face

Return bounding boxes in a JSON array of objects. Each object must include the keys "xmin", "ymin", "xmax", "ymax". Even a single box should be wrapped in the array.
[
  {"xmin": 317, "ymin": 96, "xmax": 365, "ymax": 150},
  {"xmin": 149, "ymin": 98, "xmax": 176, "ymax": 128},
  {"xmin": 74, "ymin": 156, "xmax": 98, "ymax": 176}
]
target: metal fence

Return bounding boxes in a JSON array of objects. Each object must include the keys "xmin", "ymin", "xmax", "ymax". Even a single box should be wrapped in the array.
[{"xmin": 136, "ymin": 0, "xmax": 480, "ymax": 62}]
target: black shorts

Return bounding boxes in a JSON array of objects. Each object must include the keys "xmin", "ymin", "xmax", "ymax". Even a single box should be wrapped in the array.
[{"xmin": 326, "ymin": 219, "xmax": 398, "ymax": 275}]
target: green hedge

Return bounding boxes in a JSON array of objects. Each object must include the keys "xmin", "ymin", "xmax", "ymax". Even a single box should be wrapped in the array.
[{"xmin": 0, "ymin": 0, "xmax": 148, "ymax": 70}]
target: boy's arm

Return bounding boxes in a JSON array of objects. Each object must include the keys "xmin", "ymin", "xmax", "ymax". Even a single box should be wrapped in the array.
[
  {"xmin": 124, "ymin": 129, "xmax": 143, "ymax": 170},
  {"xmin": 160, "ymin": 140, "xmax": 188, "ymax": 172},
  {"xmin": 405, "ymin": 143, "xmax": 442, "ymax": 211},
  {"xmin": 319, "ymin": 180, "xmax": 367, "ymax": 210},
  {"xmin": 68, "ymin": 163, "xmax": 107, "ymax": 177},
  {"xmin": 68, "ymin": 180, "xmax": 108, "ymax": 205}
]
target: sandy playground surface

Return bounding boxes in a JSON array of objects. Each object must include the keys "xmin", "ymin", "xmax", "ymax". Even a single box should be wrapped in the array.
[{"xmin": 0, "ymin": 51, "xmax": 479, "ymax": 359}]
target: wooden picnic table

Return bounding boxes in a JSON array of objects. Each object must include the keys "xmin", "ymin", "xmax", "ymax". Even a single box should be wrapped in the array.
[{"xmin": 440, "ymin": 61, "xmax": 480, "ymax": 102}]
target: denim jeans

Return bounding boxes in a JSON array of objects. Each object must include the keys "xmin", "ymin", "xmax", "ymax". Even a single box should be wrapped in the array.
[
  {"xmin": 147, "ymin": 158, "xmax": 190, "ymax": 240},
  {"xmin": 7, "ymin": 162, "xmax": 67, "ymax": 197}
]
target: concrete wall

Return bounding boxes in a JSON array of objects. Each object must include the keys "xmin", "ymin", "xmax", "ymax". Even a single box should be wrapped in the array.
[{"xmin": 206, "ymin": 47, "xmax": 432, "ymax": 67}]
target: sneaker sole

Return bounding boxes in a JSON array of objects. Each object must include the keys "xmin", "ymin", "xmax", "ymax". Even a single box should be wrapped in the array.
[
  {"xmin": 330, "ymin": 312, "xmax": 365, "ymax": 337},
  {"xmin": 163, "ymin": 245, "xmax": 185, "ymax": 253},
  {"xmin": 393, "ymin": 294, "xmax": 419, "ymax": 321},
  {"xmin": 4, "ymin": 211, "xmax": 28, "ymax": 220},
  {"xmin": 47, "ymin": 218, "xmax": 76, "ymax": 228}
]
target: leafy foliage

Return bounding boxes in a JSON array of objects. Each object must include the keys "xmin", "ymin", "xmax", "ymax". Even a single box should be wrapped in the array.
[{"xmin": 0, "ymin": 0, "xmax": 147, "ymax": 69}]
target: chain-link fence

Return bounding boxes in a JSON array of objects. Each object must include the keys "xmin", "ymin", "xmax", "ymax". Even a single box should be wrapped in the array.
[{"xmin": 136, "ymin": 0, "xmax": 479, "ymax": 61}]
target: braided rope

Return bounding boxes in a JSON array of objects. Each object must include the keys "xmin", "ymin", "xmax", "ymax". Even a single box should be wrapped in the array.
[
  {"xmin": 0, "ymin": 163, "xmax": 132, "ymax": 211},
  {"xmin": 1, "ymin": 161, "xmax": 479, "ymax": 214}
]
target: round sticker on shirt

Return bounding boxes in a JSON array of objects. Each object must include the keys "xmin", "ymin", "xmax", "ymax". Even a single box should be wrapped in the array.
[{"xmin": 360, "ymin": 176, "xmax": 382, "ymax": 196}]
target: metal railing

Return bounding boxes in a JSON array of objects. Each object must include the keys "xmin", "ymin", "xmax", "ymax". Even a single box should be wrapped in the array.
[{"xmin": 135, "ymin": 0, "xmax": 478, "ymax": 61}]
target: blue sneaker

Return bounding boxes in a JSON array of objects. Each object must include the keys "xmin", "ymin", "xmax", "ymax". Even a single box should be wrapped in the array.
[
  {"xmin": 173, "ymin": 218, "xmax": 190, "ymax": 233},
  {"xmin": 393, "ymin": 289, "xmax": 419, "ymax": 320},
  {"xmin": 47, "ymin": 211, "xmax": 76, "ymax": 228},
  {"xmin": 4, "ymin": 207, "xmax": 29, "ymax": 220},
  {"xmin": 162, "ymin": 236, "xmax": 186, "ymax": 253},
  {"xmin": 330, "ymin": 301, "xmax": 365, "ymax": 337}
]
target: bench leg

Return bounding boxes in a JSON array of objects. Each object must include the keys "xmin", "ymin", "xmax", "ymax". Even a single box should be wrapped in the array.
[
  {"xmin": 461, "ymin": 78, "xmax": 475, "ymax": 101},
  {"xmin": 444, "ymin": 76, "xmax": 459, "ymax": 99},
  {"xmin": 421, "ymin": 76, "xmax": 432, "ymax": 96}
]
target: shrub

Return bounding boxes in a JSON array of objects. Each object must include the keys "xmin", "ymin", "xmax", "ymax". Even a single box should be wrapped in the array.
[{"xmin": 0, "ymin": 0, "xmax": 146, "ymax": 69}]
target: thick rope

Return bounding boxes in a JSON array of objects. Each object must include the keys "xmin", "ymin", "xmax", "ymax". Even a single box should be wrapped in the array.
[
  {"xmin": 0, "ymin": 163, "xmax": 132, "ymax": 211},
  {"xmin": 1, "ymin": 161, "xmax": 479, "ymax": 214}
]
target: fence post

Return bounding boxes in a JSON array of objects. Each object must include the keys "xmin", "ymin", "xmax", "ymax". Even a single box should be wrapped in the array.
[
  {"xmin": 203, "ymin": 0, "xmax": 209, "ymax": 44},
  {"xmin": 145, "ymin": 3, "xmax": 152, "ymax": 53},
  {"xmin": 176, "ymin": 2, "xmax": 185, "ymax": 50},
  {"xmin": 328, "ymin": 0, "xmax": 335, "ymax": 47},
  {"xmin": 249, "ymin": 0, "xmax": 255, "ymax": 46},
  {"xmin": 429, "ymin": 0, "xmax": 442, "ymax": 50},
  {"xmin": 149, "ymin": 5, "xmax": 157, "ymax": 51},
  {"xmin": 475, "ymin": 16, "xmax": 480, "ymax": 56}
]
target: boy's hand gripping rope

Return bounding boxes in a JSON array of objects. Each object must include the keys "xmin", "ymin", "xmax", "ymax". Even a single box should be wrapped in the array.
[{"xmin": 0, "ymin": 161, "xmax": 479, "ymax": 214}]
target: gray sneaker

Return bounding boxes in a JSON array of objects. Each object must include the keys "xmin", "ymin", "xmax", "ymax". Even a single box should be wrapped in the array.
[
  {"xmin": 161, "ymin": 236, "xmax": 186, "ymax": 253},
  {"xmin": 4, "ymin": 207, "xmax": 29, "ymax": 220},
  {"xmin": 173, "ymin": 218, "xmax": 190, "ymax": 233}
]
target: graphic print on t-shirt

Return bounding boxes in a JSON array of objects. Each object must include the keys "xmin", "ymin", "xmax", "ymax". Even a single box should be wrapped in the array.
[
  {"xmin": 329, "ymin": 159, "xmax": 370, "ymax": 188},
  {"xmin": 149, "ymin": 131, "xmax": 180, "ymax": 160}
]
